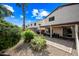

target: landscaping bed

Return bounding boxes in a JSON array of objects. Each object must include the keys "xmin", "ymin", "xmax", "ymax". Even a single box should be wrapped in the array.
[
  {"xmin": 0, "ymin": 26, "xmax": 75, "ymax": 56},
  {"xmin": 22, "ymin": 29, "xmax": 46, "ymax": 52},
  {"xmin": 0, "ymin": 18, "xmax": 21, "ymax": 51},
  {"xmin": 3, "ymin": 43, "xmax": 72, "ymax": 56}
]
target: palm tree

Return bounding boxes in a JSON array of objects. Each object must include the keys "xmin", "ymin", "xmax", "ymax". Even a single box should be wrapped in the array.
[
  {"xmin": 0, "ymin": 4, "xmax": 13, "ymax": 18},
  {"xmin": 16, "ymin": 3, "xmax": 28, "ymax": 31}
]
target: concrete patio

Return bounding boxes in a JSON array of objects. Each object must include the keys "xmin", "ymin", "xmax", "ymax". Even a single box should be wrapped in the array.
[{"xmin": 45, "ymin": 36, "xmax": 77, "ymax": 55}]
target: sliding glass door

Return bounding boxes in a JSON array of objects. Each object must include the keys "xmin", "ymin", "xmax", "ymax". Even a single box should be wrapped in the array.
[{"xmin": 63, "ymin": 26, "xmax": 72, "ymax": 38}]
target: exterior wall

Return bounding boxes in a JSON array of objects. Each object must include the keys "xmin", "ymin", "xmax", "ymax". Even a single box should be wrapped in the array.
[
  {"xmin": 52, "ymin": 27, "xmax": 63, "ymax": 36},
  {"xmin": 27, "ymin": 4, "xmax": 79, "ymax": 39},
  {"xmin": 27, "ymin": 21, "xmax": 41, "ymax": 29},
  {"xmin": 28, "ymin": 4, "xmax": 79, "ymax": 28},
  {"xmin": 41, "ymin": 4, "xmax": 79, "ymax": 26},
  {"xmin": 43, "ymin": 19, "xmax": 49, "ymax": 24},
  {"xmin": 40, "ymin": 27, "xmax": 46, "ymax": 30}
]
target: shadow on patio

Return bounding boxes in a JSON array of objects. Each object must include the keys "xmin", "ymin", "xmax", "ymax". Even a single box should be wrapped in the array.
[
  {"xmin": 44, "ymin": 36, "xmax": 77, "ymax": 55},
  {"xmin": 45, "ymin": 36, "xmax": 76, "ymax": 49}
]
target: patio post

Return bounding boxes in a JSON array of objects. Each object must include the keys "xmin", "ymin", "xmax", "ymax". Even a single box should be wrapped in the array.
[
  {"xmin": 75, "ymin": 24, "xmax": 79, "ymax": 56},
  {"xmin": 71, "ymin": 26, "xmax": 75, "ymax": 38},
  {"xmin": 50, "ymin": 25, "xmax": 52, "ymax": 38}
]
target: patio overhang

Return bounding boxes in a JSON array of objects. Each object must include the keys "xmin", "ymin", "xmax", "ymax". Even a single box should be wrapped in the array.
[
  {"xmin": 40, "ymin": 21, "xmax": 79, "ymax": 27},
  {"xmin": 40, "ymin": 22, "xmax": 79, "ymax": 55},
  {"xmin": 28, "ymin": 26, "xmax": 39, "ymax": 29}
]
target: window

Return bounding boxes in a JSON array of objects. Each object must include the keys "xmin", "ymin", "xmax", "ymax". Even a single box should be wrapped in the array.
[
  {"xmin": 34, "ymin": 23, "xmax": 36, "ymax": 26},
  {"xmin": 31, "ymin": 24, "xmax": 32, "ymax": 26},
  {"xmin": 49, "ymin": 16, "xmax": 55, "ymax": 21},
  {"xmin": 39, "ymin": 24, "xmax": 41, "ymax": 26},
  {"xmin": 63, "ymin": 27, "xmax": 72, "ymax": 38}
]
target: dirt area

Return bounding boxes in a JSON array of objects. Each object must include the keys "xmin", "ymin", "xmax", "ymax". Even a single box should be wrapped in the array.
[
  {"xmin": 3, "ymin": 43, "xmax": 75, "ymax": 56},
  {"xmin": 2, "ymin": 37, "xmax": 77, "ymax": 56}
]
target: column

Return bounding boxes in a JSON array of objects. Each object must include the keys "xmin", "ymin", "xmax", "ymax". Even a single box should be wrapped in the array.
[
  {"xmin": 50, "ymin": 25, "xmax": 52, "ymax": 38},
  {"xmin": 71, "ymin": 26, "xmax": 75, "ymax": 38},
  {"xmin": 75, "ymin": 24, "xmax": 79, "ymax": 56}
]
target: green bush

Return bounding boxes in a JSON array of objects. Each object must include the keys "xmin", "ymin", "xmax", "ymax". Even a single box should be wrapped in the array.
[
  {"xmin": 0, "ymin": 19, "xmax": 21, "ymax": 51},
  {"xmin": 23, "ymin": 29, "xmax": 35, "ymax": 43},
  {"xmin": 31, "ymin": 35, "xmax": 46, "ymax": 51}
]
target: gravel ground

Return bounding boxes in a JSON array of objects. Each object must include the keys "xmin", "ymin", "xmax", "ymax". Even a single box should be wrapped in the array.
[
  {"xmin": 3, "ymin": 37, "xmax": 77, "ymax": 56},
  {"xmin": 3, "ymin": 43, "xmax": 76, "ymax": 56}
]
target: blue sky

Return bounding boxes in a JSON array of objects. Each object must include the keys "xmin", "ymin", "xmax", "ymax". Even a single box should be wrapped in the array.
[{"xmin": 0, "ymin": 3, "xmax": 62, "ymax": 27}]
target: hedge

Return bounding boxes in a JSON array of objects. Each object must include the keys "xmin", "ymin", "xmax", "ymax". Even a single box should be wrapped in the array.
[{"xmin": 0, "ymin": 19, "xmax": 21, "ymax": 51}]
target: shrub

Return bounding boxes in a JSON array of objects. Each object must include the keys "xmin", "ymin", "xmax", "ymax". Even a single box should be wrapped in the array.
[
  {"xmin": 31, "ymin": 35, "xmax": 46, "ymax": 51},
  {"xmin": 23, "ymin": 29, "xmax": 35, "ymax": 43},
  {"xmin": 0, "ymin": 19, "xmax": 21, "ymax": 51}
]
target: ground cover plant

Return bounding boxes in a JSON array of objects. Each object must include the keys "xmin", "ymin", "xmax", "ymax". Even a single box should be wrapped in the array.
[
  {"xmin": 22, "ymin": 29, "xmax": 35, "ymax": 43},
  {"xmin": 31, "ymin": 35, "xmax": 46, "ymax": 51},
  {"xmin": 22, "ymin": 29, "xmax": 46, "ymax": 51},
  {"xmin": 0, "ymin": 18, "xmax": 21, "ymax": 51}
]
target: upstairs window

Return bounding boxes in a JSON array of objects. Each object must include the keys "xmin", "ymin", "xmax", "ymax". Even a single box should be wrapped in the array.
[
  {"xmin": 31, "ymin": 24, "xmax": 32, "ymax": 26},
  {"xmin": 39, "ymin": 24, "xmax": 41, "ymax": 26},
  {"xmin": 49, "ymin": 16, "xmax": 55, "ymax": 22},
  {"xmin": 34, "ymin": 23, "xmax": 36, "ymax": 26}
]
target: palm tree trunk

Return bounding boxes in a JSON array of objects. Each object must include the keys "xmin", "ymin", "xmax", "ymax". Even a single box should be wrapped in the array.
[{"xmin": 22, "ymin": 4, "xmax": 26, "ymax": 31}]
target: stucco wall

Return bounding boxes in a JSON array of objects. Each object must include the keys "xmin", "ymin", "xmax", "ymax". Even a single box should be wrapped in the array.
[
  {"xmin": 52, "ymin": 27, "xmax": 63, "ymax": 36},
  {"xmin": 42, "ymin": 4, "xmax": 79, "ymax": 26}
]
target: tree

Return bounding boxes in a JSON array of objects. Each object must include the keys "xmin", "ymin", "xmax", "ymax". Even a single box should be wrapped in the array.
[
  {"xmin": 16, "ymin": 3, "xmax": 28, "ymax": 31},
  {"xmin": 0, "ymin": 5, "xmax": 13, "ymax": 18}
]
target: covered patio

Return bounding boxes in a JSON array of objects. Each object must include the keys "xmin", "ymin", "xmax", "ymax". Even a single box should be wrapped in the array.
[
  {"xmin": 40, "ymin": 23, "xmax": 79, "ymax": 55},
  {"xmin": 45, "ymin": 36, "xmax": 77, "ymax": 55}
]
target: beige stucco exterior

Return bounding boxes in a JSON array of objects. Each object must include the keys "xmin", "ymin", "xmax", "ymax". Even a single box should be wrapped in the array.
[
  {"xmin": 41, "ymin": 4, "xmax": 79, "ymax": 26},
  {"xmin": 27, "ymin": 4, "xmax": 79, "ymax": 39},
  {"xmin": 52, "ymin": 27, "xmax": 63, "ymax": 37},
  {"xmin": 27, "ymin": 4, "xmax": 79, "ymax": 55}
]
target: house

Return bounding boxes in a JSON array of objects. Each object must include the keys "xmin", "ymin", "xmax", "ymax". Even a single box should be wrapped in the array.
[
  {"xmin": 27, "ymin": 20, "xmax": 42, "ymax": 32},
  {"xmin": 27, "ymin": 3, "xmax": 79, "ymax": 55}
]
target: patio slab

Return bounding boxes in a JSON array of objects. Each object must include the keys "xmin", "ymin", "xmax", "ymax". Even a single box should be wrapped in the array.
[{"xmin": 45, "ymin": 36, "xmax": 76, "ymax": 54}]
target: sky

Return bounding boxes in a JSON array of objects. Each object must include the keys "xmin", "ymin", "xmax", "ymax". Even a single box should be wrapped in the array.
[{"xmin": 0, "ymin": 3, "xmax": 62, "ymax": 27}]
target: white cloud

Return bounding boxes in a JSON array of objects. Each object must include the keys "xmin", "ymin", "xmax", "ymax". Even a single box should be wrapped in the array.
[
  {"xmin": 3, "ymin": 5, "xmax": 14, "ymax": 12},
  {"xmin": 11, "ymin": 15, "xmax": 15, "ymax": 18},
  {"xmin": 32, "ymin": 9, "xmax": 39, "ymax": 17},
  {"xmin": 4, "ymin": 17, "xmax": 22, "ymax": 26},
  {"xmin": 36, "ymin": 16, "xmax": 43, "ymax": 19},
  {"xmin": 28, "ymin": 20, "xmax": 31, "ymax": 23},
  {"xmin": 32, "ymin": 9, "xmax": 49, "ymax": 19},
  {"xmin": 40, "ymin": 10, "xmax": 49, "ymax": 16},
  {"xmin": 20, "ymin": 15, "xmax": 23, "ymax": 18}
]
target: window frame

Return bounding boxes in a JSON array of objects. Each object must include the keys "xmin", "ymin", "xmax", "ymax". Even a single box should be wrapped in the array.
[{"xmin": 49, "ymin": 16, "xmax": 55, "ymax": 22}]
